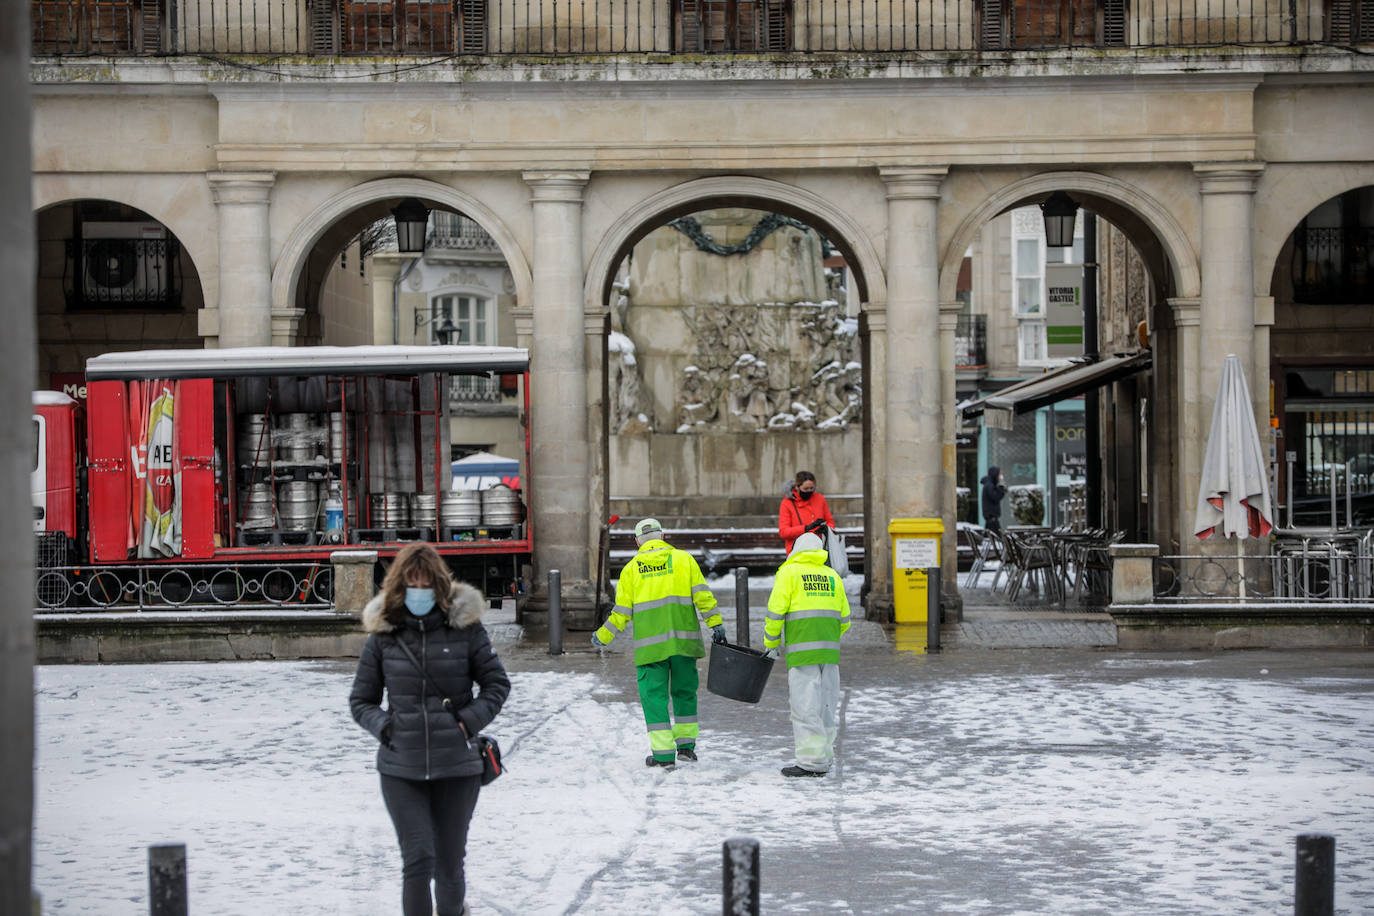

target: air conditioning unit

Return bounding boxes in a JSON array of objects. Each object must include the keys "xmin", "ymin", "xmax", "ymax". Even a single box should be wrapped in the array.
[{"xmin": 81, "ymin": 221, "xmax": 168, "ymax": 304}]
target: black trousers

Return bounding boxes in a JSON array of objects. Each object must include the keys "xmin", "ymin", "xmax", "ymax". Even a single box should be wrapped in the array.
[{"xmin": 380, "ymin": 772, "xmax": 482, "ymax": 916}]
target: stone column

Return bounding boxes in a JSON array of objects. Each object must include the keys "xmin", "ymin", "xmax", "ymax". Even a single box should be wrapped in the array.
[
  {"xmin": 369, "ymin": 254, "xmax": 404, "ymax": 345},
  {"xmin": 208, "ymin": 171, "xmax": 276, "ymax": 348},
  {"xmin": 863, "ymin": 304, "xmax": 890, "ymax": 615},
  {"xmin": 585, "ymin": 306, "xmax": 610, "ymax": 607},
  {"xmin": 331, "ymin": 549, "xmax": 379, "ymax": 615},
  {"xmin": 1169, "ymin": 296, "xmax": 1200, "ymax": 555},
  {"xmin": 939, "ymin": 298, "xmax": 965, "ymax": 620},
  {"xmin": 876, "ymin": 166, "xmax": 947, "ymax": 620},
  {"xmin": 523, "ymin": 170, "xmax": 594, "ymax": 623}
]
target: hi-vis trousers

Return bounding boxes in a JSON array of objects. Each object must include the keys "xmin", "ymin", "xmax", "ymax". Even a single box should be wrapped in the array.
[
  {"xmin": 637, "ymin": 656, "xmax": 700, "ymax": 764},
  {"xmin": 788, "ymin": 663, "xmax": 840, "ymax": 773}
]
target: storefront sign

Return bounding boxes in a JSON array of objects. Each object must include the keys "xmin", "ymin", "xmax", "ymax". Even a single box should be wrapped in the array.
[{"xmin": 1046, "ymin": 264, "xmax": 1084, "ymax": 359}]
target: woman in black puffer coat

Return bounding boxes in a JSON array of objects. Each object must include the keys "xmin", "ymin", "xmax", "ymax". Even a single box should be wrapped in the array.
[{"xmin": 350, "ymin": 543, "xmax": 511, "ymax": 916}]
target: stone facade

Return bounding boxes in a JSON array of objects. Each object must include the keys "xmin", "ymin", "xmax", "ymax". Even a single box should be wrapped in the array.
[{"xmin": 27, "ymin": 33, "xmax": 1374, "ymax": 616}]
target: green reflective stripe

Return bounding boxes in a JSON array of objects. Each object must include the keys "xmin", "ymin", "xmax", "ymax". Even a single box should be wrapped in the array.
[
  {"xmin": 674, "ymin": 715, "xmax": 698, "ymax": 725},
  {"xmin": 765, "ymin": 609, "xmax": 786, "ymax": 621},
  {"xmin": 787, "ymin": 640, "xmax": 841, "ymax": 654},
  {"xmin": 604, "ymin": 618, "xmax": 625, "ymax": 633},
  {"xmin": 787, "ymin": 608, "xmax": 844, "ymax": 621},
  {"xmin": 649, "ymin": 730, "xmax": 676, "ymax": 753},
  {"xmin": 646, "ymin": 721, "xmax": 671, "ymax": 731},
  {"xmin": 613, "ymin": 604, "xmax": 632, "ymax": 617},
  {"xmin": 635, "ymin": 630, "xmax": 705, "ymax": 648},
  {"xmin": 675, "ymin": 736, "xmax": 696, "ymax": 746},
  {"xmin": 690, "ymin": 582, "xmax": 710, "ymax": 593},
  {"xmin": 634, "ymin": 595, "xmax": 693, "ymax": 611}
]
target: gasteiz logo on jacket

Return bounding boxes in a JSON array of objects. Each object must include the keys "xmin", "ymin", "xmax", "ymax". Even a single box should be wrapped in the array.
[
  {"xmin": 800, "ymin": 573, "xmax": 834, "ymax": 594},
  {"xmin": 636, "ymin": 556, "xmax": 673, "ymax": 577}
]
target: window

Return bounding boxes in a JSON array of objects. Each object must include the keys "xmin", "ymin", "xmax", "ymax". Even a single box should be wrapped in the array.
[
  {"xmin": 1018, "ymin": 321, "xmax": 1047, "ymax": 364},
  {"xmin": 1290, "ymin": 188, "xmax": 1374, "ymax": 305},
  {"xmin": 978, "ymin": 0, "xmax": 1127, "ymax": 49},
  {"xmin": 429, "ymin": 294, "xmax": 490, "ymax": 346},
  {"xmin": 1013, "ymin": 237, "xmax": 1043, "ymax": 317},
  {"xmin": 675, "ymin": 0, "xmax": 791, "ymax": 51}
]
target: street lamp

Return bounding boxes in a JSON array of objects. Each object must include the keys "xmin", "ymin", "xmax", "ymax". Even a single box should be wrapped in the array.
[
  {"xmin": 1040, "ymin": 191, "xmax": 1078, "ymax": 248},
  {"xmin": 391, "ymin": 197, "xmax": 430, "ymax": 254},
  {"xmin": 415, "ymin": 310, "xmax": 460, "ymax": 345}
]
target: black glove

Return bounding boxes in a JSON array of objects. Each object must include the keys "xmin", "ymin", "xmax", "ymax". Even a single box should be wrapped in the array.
[
  {"xmin": 711, "ymin": 624, "xmax": 727, "ymax": 644},
  {"xmin": 804, "ymin": 519, "xmax": 827, "ymax": 533}
]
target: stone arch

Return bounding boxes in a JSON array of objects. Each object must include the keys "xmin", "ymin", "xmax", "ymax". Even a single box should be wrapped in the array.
[
  {"xmin": 271, "ymin": 177, "xmax": 532, "ymax": 318},
  {"xmin": 939, "ymin": 170, "xmax": 1199, "ymax": 303},
  {"xmin": 32, "ymin": 185, "xmax": 214, "ymax": 305},
  {"xmin": 583, "ymin": 175, "xmax": 886, "ymax": 309},
  {"xmin": 1257, "ymin": 164, "xmax": 1374, "ymax": 298}
]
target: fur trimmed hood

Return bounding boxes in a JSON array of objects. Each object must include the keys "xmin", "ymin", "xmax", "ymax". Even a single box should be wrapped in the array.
[{"xmin": 360, "ymin": 580, "xmax": 486, "ymax": 634}]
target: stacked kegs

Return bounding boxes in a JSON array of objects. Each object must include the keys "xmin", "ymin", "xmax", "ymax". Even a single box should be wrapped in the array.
[
  {"xmin": 277, "ymin": 481, "xmax": 319, "ymax": 531},
  {"xmin": 441, "ymin": 490, "xmax": 482, "ymax": 528},
  {"xmin": 274, "ymin": 412, "xmax": 322, "ymax": 463},
  {"xmin": 409, "ymin": 493, "xmax": 438, "ymax": 528},
  {"xmin": 240, "ymin": 482, "xmax": 275, "ymax": 528},
  {"xmin": 326, "ymin": 412, "xmax": 354, "ymax": 463},
  {"xmin": 237, "ymin": 414, "xmax": 271, "ymax": 467},
  {"xmin": 369, "ymin": 492, "xmax": 411, "ymax": 528},
  {"xmin": 481, "ymin": 485, "xmax": 523, "ymax": 527}
]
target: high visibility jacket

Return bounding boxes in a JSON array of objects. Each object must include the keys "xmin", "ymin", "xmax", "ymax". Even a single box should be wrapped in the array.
[
  {"xmin": 597, "ymin": 539, "xmax": 722, "ymax": 666},
  {"xmin": 763, "ymin": 548, "xmax": 850, "ymax": 668}
]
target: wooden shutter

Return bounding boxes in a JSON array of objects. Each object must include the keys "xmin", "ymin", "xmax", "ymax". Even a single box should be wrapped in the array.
[
  {"xmin": 979, "ymin": 0, "xmax": 1006, "ymax": 48},
  {"xmin": 1327, "ymin": 0, "xmax": 1374, "ymax": 41},
  {"xmin": 758, "ymin": 0, "xmax": 789, "ymax": 49},
  {"xmin": 139, "ymin": 0, "xmax": 162, "ymax": 52},
  {"xmin": 1100, "ymin": 0, "xmax": 1126, "ymax": 46},
  {"xmin": 677, "ymin": 0, "xmax": 703, "ymax": 50},
  {"xmin": 405, "ymin": 0, "xmax": 454, "ymax": 52},
  {"xmin": 458, "ymin": 0, "xmax": 486, "ymax": 52},
  {"xmin": 309, "ymin": 0, "xmax": 341, "ymax": 52}
]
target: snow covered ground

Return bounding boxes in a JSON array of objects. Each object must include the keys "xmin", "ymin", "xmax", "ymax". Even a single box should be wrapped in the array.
[{"xmin": 34, "ymin": 647, "xmax": 1374, "ymax": 915}]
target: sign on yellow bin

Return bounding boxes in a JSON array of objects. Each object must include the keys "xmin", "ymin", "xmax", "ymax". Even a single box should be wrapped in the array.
[{"xmin": 889, "ymin": 518, "xmax": 944, "ymax": 624}]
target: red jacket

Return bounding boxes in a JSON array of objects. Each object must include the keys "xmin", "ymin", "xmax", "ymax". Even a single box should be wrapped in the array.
[{"xmin": 778, "ymin": 489, "xmax": 836, "ymax": 553}]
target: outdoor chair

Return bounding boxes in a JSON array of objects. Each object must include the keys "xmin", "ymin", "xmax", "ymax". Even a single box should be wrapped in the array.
[
  {"xmin": 964, "ymin": 525, "xmax": 1000, "ymax": 589},
  {"xmin": 987, "ymin": 528, "xmax": 1014, "ymax": 593},
  {"xmin": 1005, "ymin": 532, "xmax": 1062, "ymax": 603}
]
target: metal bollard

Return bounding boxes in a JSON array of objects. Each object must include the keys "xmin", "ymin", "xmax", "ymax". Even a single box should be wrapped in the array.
[
  {"xmin": 148, "ymin": 843, "xmax": 187, "ymax": 916},
  {"xmin": 548, "ymin": 568, "xmax": 563, "ymax": 656},
  {"xmin": 722, "ymin": 836, "xmax": 760, "ymax": 916},
  {"xmin": 1295, "ymin": 833, "xmax": 1335, "ymax": 916},
  {"xmin": 734, "ymin": 566, "xmax": 750, "ymax": 646},
  {"xmin": 925, "ymin": 566, "xmax": 941, "ymax": 654}
]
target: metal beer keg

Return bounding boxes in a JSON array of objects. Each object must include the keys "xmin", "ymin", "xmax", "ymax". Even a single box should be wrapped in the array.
[
  {"xmin": 441, "ymin": 490, "xmax": 482, "ymax": 528},
  {"xmin": 277, "ymin": 481, "xmax": 320, "ymax": 530},
  {"xmin": 481, "ymin": 485, "xmax": 523, "ymax": 527}
]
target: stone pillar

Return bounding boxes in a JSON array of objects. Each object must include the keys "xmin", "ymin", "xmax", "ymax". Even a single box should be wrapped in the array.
[
  {"xmin": 331, "ymin": 550, "xmax": 379, "ymax": 614},
  {"xmin": 369, "ymin": 254, "xmax": 405, "ymax": 345},
  {"xmin": 208, "ymin": 171, "xmax": 276, "ymax": 348},
  {"xmin": 939, "ymin": 298, "xmax": 965, "ymax": 620},
  {"xmin": 1108, "ymin": 543, "xmax": 1159, "ymax": 606},
  {"xmin": 585, "ymin": 305, "xmax": 610, "ymax": 607},
  {"xmin": 1169, "ymin": 296, "xmax": 1200, "ymax": 555},
  {"xmin": 522, "ymin": 170, "xmax": 595, "ymax": 622},
  {"xmin": 875, "ymin": 166, "xmax": 948, "ymax": 620},
  {"xmin": 863, "ymin": 304, "xmax": 890, "ymax": 616}
]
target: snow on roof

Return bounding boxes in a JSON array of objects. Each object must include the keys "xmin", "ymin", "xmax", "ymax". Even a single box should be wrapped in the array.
[
  {"xmin": 32, "ymin": 390, "xmax": 76, "ymax": 406},
  {"xmin": 85, "ymin": 345, "xmax": 529, "ymax": 380}
]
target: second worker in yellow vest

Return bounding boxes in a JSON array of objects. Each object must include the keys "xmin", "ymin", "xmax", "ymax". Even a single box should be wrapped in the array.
[{"xmin": 593, "ymin": 518, "xmax": 725, "ymax": 768}]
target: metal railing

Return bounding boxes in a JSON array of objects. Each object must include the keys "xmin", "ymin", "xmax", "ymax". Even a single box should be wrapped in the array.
[
  {"xmin": 1290, "ymin": 226, "xmax": 1374, "ymax": 305},
  {"xmin": 34, "ymin": 561, "xmax": 334, "ymax": 612},
  {"xmin": 955, "ymin": 313, "xmax": 987, "ymax": 370},
  {"xmin": 450, "ymin": 374, "xmax": 503, "ymax": 402},
  {"xmin": 30, "ymin": 0, "xmax": 1367, "ymax": 57},
  {"xmin": 1155, "ymin": 545, "xmax": 1374, "ymax": 602},
  {"xmin": 431, "ymin": 212, "xmax": 501, "ymax": 251}
]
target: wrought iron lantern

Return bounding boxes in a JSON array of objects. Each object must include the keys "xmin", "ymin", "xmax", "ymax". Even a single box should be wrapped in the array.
[
  {"xmin": 391, "ymin": 197, "xmax": 430, "ymax": 254},
  {"xmin": 1040, "ymin": 191, "xmax": 1079, "ymax": 248}
]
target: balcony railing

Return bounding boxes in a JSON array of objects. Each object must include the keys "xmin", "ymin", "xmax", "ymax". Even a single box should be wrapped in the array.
[
  {"xmin": 430, "ymin": 212, "xmax": 501, "ymax": 252},
  {"xmin": 956, "ymin": 313, "xmax": 987, "ymax": 370},
  {"xmin": 1291, "ymin": 226, "xmax": 1374, "ymax": 305},
  {"xmin": 31, "ymin": 0, "xmax": 1374, "ymax": 57}
]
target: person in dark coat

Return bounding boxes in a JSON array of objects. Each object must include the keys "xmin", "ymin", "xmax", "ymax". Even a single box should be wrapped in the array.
[
  {"xmin": 980, "ymin": 465, "xmax": 1007, "ymax": 532},
  {"xmin": 350, "ymin": 542, "xmax": 510, "ymax": 916}
]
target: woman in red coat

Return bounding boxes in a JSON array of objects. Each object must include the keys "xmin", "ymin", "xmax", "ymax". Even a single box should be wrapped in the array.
[{"xmin": 778, "ymin": 470, "xmax": 836, "ymax": 553}]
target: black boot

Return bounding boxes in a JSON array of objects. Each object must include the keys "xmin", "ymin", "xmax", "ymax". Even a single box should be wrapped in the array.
[
  {"xmin": 645, "ymin": 755, "xmax": 676, "ymax": 769},
  {"xmin": 780, "ymin": 765, "xmax": 825, "ymax": 777},
  {"xmin": 676, "ymin": 747, "xmax": 697, "ymax": 762}
]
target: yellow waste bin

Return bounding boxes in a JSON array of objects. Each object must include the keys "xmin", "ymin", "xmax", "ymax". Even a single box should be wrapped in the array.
[{"xmin": 889, "ymin": 518, "xmax": 944, "ymax": 624}]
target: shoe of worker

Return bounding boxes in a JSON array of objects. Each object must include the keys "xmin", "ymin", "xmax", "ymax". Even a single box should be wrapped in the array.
[
  {"xmin": 780, "ymin": 765, "xmax": 825, "ymax": 777},
  {"xmin": 645, "ymin": 755, "xmax": 676, "ymax": 769},
  {"xmin": 676, "ymin": 747, "xmax": 698, "ymax": 762}
]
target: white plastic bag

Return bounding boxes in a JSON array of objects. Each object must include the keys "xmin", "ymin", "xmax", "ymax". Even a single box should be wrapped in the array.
[{"xmin": 824, "ymin": 528, "xmax": 850, "ymax": 578}]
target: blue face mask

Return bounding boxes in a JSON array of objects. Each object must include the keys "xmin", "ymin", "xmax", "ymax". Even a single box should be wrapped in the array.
[{"xmin": 404, "ymin": 587, "xmax": 436, "ymax": 617}]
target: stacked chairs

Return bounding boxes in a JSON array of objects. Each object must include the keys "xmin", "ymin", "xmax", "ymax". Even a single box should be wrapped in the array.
[
  {"xmin": 1070, "ymin": 530, "xmax": 1125, "ymax": 603},
  {"xmin": 963, "ymin": 525, "xmax": 1002, "ymax": 589},
  {"xmin": 1004, "ymin": 531, "xmax": 1062, "ymax": 603}
]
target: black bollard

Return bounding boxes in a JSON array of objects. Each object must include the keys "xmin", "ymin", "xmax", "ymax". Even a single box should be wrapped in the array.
[
  {"xmin": 925, "ymin": 566, "xmax": 941, "ymax": 654},
  {"xmin": 548, "ymin": 568, "xmax": 563, "ymax": 656},
  {"xmin": 722, "ymin": 837, "xmax": 760, "ymax": 916},
  {"xmin": 734, "ymin": 566, "xmax": 750, "ymax": 646},
  {"xmin": 1295, "ymin": 833, "xmax": 1335, "ymax": 916},
  {"xmin": 148, "ymin": 843, "xmax": 187, "ymax": 916}
]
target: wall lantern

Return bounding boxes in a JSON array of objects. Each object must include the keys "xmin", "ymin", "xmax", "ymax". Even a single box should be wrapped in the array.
[
  {"xmin": 391, "ymin": 197, "xmax": 431, "ymax": 254},
  {"xmin": 1040, "ymin": 191, "xmax": 1079, "ymax": 248},
  {"xmin": 415, "ymin": 311, "xmax": 461, "ymax": 346}
]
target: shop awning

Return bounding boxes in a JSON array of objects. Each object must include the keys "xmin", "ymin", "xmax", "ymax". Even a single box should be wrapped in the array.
[
  {"xmin": 86, "ymin": 345, "xmax": 529, "ymax": 380},
  {"xmin": 958, "ymin": 351, "xmax": 1151, "ymax": 429}
]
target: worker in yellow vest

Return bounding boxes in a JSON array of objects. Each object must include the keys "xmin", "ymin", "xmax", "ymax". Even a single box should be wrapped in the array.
[
  {"xmin": 763, "ymin": 531, "xmax": 850, "ymax": 777},
  {"xmin": 592, "ymin": 518, "xmax": 725, "ymax": 768}
]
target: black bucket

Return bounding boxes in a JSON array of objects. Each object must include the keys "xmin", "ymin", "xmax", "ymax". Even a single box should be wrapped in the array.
[{"xmin": 706, "ymin": 641, "xmax": 775, "ymax": 703}]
